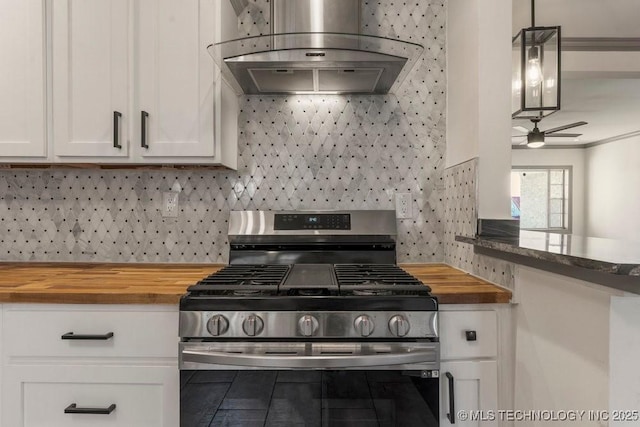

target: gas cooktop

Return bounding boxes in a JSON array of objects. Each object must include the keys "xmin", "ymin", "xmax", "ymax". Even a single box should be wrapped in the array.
[
  {"xmin": 181, "ymin": 263, "xmax": 435, "ymax": 312},
  {"xmin": 187, "ymin": 264, "xmax": 430, "ymax": 296}
]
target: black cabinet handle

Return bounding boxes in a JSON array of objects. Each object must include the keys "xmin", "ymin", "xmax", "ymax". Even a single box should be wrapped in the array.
[
  {"xmin": 446, "ymin": 372, "xmax": 456, "ymax": 424},
  {"xmin": 113, "ymin": 111, "xmax": 122, "ymax": 149},
  {"xmin": 141, "ymin": 110, "xmax": 149, "ymax": 149},
  {"xmin": 465, "ymin": 330, "xmax": 477, "ymax": 341},
  {"xmin": 61, "ymin": 332, "xmax": 114, "ymax": 340},
  {"xmin": 65, "ymin": 403, "xmax": 116, "ymax": 415}
]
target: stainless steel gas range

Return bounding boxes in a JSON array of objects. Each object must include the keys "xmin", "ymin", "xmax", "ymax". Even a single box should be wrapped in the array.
[{"xmin": 179, "ymin": 210, "xmax": 440, "ymax": 426}]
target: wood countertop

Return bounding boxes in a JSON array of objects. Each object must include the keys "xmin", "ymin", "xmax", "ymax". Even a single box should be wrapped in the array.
[
  {"xmin": 402, "ymin": 264, "xmax": 511, "ymax": 304},
  {"xmin": 0, "ymin": 263, "xmax": 511, "ymax": 305}
]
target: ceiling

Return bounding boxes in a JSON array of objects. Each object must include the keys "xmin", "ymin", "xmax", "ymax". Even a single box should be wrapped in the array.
[{"xmin": 511, "ymin": 0, "xmax": 640, "ymax": 147}]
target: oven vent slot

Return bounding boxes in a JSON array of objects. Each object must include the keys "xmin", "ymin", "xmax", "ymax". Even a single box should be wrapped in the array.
[{"xmin": 265, "ymin": 351, "xmax": 298, "ymax": 355}]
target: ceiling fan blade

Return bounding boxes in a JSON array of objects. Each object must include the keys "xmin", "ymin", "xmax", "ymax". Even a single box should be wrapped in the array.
[
  {"xmin": 544, "ymin": 121, "xmax": 588, "ymax": 135},
  {"xmin": 513, "ymin": 126, "xmax": 530, "ymax": 134},
  {"xmin": 545, "ymin": 133, "xmax": 582, "ymax": 138}
]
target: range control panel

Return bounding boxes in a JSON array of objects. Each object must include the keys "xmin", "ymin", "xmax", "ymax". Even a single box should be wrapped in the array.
[{"xmin": 274, "ymin": 213, "xmax": 351, "ymax": 230}]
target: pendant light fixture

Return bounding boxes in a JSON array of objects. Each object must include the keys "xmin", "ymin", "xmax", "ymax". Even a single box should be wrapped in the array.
[{"xmin": 512, "ymin": 0, "xmax": 561, "ymax": 120}]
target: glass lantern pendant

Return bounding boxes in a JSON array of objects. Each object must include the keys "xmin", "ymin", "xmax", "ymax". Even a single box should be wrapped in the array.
[
  {"xmin": 526, "ymin": 46, "xmax": 542, "ymax": 88},
  {"xmin": 512, "ymin": 0, "xmax": 561, "ymax": 119}
]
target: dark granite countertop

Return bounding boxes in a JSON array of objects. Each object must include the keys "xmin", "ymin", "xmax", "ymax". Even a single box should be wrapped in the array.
[{"xmin": 456, "ymin": 231, "xmax": 640, "ymax": 277}]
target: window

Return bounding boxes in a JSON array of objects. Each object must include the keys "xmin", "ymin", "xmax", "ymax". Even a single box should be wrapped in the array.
[{"xmin": 511, "ymin": 167, "xmax": 571, "ymax": 232}]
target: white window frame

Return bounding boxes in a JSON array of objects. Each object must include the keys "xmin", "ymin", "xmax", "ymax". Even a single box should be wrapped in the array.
[{"xmin": 511, "ymin": 165, "xmax": 573, "ymax": 234}]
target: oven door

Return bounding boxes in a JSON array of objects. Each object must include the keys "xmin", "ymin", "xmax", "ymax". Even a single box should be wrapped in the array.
[{"xmin": 180, "ymin": 341, "xmax": 440, "ymax": 426}]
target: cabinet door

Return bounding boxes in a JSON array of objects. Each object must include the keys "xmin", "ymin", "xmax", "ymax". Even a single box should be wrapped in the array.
[
  {"xmin": 3, "ymin": 365, "xmax": 178, "ymax": 427},
  {"xmin": 0, "ymin": 0, "xmax": 47, "ymax": 158},
  {"xmin": 441, "ymin": 360, "xmax": 498, "ymax": 427},
  {"xmin": 52, "ymin": 0, "xmax": 130, "ymax": 158},
  {"xmin": 135, "ymin": 0, "xmax": 215, "ymax": 158}
]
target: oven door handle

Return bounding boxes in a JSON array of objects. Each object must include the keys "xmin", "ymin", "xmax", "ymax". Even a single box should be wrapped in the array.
[{"xmin": 182, "ymin": 348, "xmax": 436, "ymax": 369}]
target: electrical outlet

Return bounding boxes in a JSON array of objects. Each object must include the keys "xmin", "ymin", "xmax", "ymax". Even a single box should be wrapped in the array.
[
  {"xmin": 395, "ymin": 192, "xmax": 413, "ymax": 219},
  {"xmin": 162, "ymin": 191, "xmax": 179, "ymax": 218}
]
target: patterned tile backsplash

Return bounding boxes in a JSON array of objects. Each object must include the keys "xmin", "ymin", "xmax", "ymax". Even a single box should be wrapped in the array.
[
  {"xmin": 444, "ymin": 158, "xmax": 478, "ymax": 272},
  {"xmin": 0, "ymin": 0, "xmax": 449, "ymax": 265},
  {"xmin": 444, "ymin": 159, "xmax": 515, "ymax": 289}
]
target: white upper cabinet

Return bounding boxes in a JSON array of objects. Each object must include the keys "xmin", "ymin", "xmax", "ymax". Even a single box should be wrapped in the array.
[
  {"xmin": 0, "ymin": 0, "xmax": 238, "ymax": 167},
  {"xmin": 136, "ymin": 0, "xmax": 215, "ymax": 158},
  {"xmin": 0, "ymin": 0, "xmax": 47, "ymax": 158},
  {"xmin": 52, "ymin": 0, "xmax": 130, "ymax": 158}
]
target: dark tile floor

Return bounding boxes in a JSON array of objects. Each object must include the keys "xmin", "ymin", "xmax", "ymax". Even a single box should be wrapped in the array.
[{"xmin": 181, "ymin": 370, "xmax": 438, "ymax": 427}]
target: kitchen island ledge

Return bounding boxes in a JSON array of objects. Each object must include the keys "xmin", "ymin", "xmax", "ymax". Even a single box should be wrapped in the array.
[
  {"xmin": 0, "ymin": 262, "xmax": 511, "ymax": 305},
  {"xmin": 457, "ymin": 230, "xmax": 640, "ymax": 294}
]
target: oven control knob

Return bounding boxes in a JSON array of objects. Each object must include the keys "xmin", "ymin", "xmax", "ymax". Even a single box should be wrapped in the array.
[
  {"xmin": 242, "ymin": 314, "xmax": 264, "ymax": 336},
  {"xmin": 298, "ymin": 315, "xmax": 319, "ymax": 337},
  {"xmin": 354, "ymin": 315, "xmax": 375, "ymax": 337},
  {"xmin": 206, "ymin": 314, "xmax": 229, "ymax": 336},
  {"xmin": 388, "ymin": 315, "xmax": 410, "ymax": 337}
]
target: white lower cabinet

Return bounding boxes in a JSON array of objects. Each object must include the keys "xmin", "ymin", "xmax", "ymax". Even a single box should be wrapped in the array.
[
  {"xmin": 441, "ymin": 360, "xmax": 499, "ymax": 427},
  {"xmin": 7, "ymin": 365, "xmax": 176, "ymax": 427},
  {"xmin": 0, "ymin": 303, "xmax": 511, "ymax": 426},
  {"xmin": 440, "ymin": 307, "xmax": 507, "ymax": 427},
  {"xmin": 1, "ymin": 304, "xmax": 179, "ymax": 427}
]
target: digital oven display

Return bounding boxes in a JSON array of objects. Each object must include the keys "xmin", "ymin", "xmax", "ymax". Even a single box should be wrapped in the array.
[{"xmin": 274, "ymin": 214, "xmax": 351, "ymax": 230}]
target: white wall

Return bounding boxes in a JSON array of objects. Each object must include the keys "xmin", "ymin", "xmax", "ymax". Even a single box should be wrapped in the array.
[
  {"xmin": 511, "ymin": 148, "xmax": 586, "ymax": 235},
  {"xmin": 585, "ymin": 136, "xmax": 640, "ymax": 241},
  {"xmin": 513, "ymin": 0, "xmax": 640, "ymax": 38},
  {"xmin": 477, "ymin": 0, "xmax": 513, "ymax": 220},
  {"xmin": 610, "ymin": 297, "xmax": 640, "ymax": 426},
  {"xmin": 514, "ymin": 266, "xmax": 620, "ymax": 426},
  {"xmin": 446, "ymin": 0, "xmax": 479, "ymax": 167},
  {"xmin": 447, "ymin": 0, "xmax": 512, "ymax": 220}
]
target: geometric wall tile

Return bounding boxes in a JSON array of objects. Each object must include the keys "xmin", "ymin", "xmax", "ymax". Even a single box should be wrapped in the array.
[
  {"xmin": 0, "ymin": 0, "xmax": 447, "ymax": 264},
  {"xmin": 443, "ymin": 158, "xmax": 515, "ymax": 289}
]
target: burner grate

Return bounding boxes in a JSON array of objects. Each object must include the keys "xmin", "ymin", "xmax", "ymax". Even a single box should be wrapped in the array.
[
  {"xmin": 187, "ymin": 286, "xmax": 279, "ymax": 297},
  {"xmin": 187, "ymin": 264, "xmax": 290, "ymax": 294},
  {"xmin": 335, "ymin": 264, "xmax": 432, "ymax": 294}
]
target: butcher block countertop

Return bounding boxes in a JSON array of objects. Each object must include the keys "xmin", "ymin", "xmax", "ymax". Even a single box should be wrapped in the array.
[{"xmin": 0, "ymin": 263, "xmax": 511, "ymax": 305}]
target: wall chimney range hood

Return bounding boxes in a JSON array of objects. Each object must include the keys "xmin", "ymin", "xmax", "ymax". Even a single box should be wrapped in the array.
[{"xmin": 209, "ymin": 0, "xmax": 424, "ymax": 95}]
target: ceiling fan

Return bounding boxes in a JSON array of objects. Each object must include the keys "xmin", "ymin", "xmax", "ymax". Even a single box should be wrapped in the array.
[{"xmin": 512, "ymin": 118, "xmax": 588, "ymax": 148}]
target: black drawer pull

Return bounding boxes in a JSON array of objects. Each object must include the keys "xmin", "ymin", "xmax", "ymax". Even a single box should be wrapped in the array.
[
  {"xmin": 465, "ymin": 330, "xmax": 477, "ymax": 341},
  {"xmin": 446, "ymin": 371, "xmax": 456, "ymax": 424},
  {"xmin": 61, "ymin": 332, "xmax": 114, "ymax": 341},
  {"xmin": 113, "ymin": 111, "xmax": 122, "ymax": 149},
  {"xmin": 65, "ymin": 403, "xmax": 116, "ymax": 415}
]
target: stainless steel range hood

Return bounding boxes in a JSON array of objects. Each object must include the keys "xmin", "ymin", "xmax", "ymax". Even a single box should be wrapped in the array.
[{"xmin": 209, "ymin": 0, "xmax": 424, "ymax": 95}]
